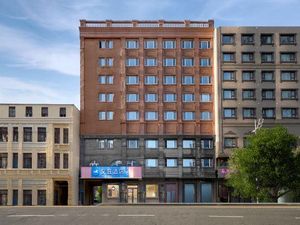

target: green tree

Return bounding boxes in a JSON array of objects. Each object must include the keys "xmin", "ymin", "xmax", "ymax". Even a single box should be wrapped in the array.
[{"xmin": 227, "ymin": 126, "xmax": 300, "ymax": 202}]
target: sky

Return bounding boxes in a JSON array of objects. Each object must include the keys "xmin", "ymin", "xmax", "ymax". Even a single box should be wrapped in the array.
[{"xmin": 1, "ymin": 0, "xmax": 300, "ymax": 108}]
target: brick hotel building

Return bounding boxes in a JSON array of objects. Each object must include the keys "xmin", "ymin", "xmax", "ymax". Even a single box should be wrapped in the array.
[{"xmin": 79, "ymin": 20, "xmax": 218, "ymax": 204}]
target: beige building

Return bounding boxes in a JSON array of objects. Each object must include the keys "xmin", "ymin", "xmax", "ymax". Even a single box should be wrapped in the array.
[
  {"xmin": 0, "ymin": 104, "xmax": 79, "ymax": 206},
  {"xmin": 215, "ymin": 27, "xmax": 300, "ymax": 202}
]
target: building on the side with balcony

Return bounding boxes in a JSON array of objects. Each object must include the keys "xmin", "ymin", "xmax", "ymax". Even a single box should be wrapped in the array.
[
  {"xmin": 79, "ymin": 19, "xmax": 217, "ymax": 204},
  {"xmin": 215, "ymin": 27, "xmax": 300, "ymax": 202},
  {"xmin": 0, "ymin": 104, "xmax": 79, "ymax": 206}
]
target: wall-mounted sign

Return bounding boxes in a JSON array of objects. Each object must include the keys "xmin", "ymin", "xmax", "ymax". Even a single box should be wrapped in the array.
[{"xmin": 81, "ymin": 166, "xmax": 142, "ymax": 179}]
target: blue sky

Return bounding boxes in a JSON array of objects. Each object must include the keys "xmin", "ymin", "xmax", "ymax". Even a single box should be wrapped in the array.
[{"xmin": 1, "ymin": 0, "xmax": 300, "ymax": 108}]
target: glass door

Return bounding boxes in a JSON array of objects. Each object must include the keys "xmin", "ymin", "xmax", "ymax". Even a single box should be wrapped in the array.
[
  {"xmin": 127, "ymin": 185, "xmax": 138, "ymax": 203},
  {"xmin": 165, "ymin": 184, "xmax": 177, "ymax": 203}
]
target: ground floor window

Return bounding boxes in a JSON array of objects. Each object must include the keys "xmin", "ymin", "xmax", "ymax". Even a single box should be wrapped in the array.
[
  {"xmin": 23, "ymin": 190, "xmax": 32, "ymax": 206},
  {"xmin": 13, "ymin": 190, "xmax": 18, "ymax": 206},
  {"xmin": 38, "ymin": 190, "xmax": 46, "ymax": 205},
  {"xmin": 184, "ymin": 184, "xmax": 195, "ymax": 203},
  {"xmin": 0, "ymin": 190, "xmax": 8, "ymax": 205},
  {"xmin": 146, "ymin": 184, "xmax": 158, "ymax": 198},
  {"xmin": 107, "ymin": 184, "xmax": 119, "ymax": 198},
  {"xmin": 200, "ymin": 183, "xmax": 212, "ymax": 202}
]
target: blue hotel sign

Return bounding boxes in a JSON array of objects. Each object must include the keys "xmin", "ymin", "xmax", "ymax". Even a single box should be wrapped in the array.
[{"xmin": 91, "ymin": 166, "xmax": 129, "ymax": 178}]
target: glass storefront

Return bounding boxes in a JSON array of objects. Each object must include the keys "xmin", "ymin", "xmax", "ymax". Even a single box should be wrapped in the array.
[
  {"xmin": 201, "ymin": 183, "xmax": 212, "ymax": 202},
  {"xmin": 184, "ymin": 184, "xmax": 195, "ymax": 203}
]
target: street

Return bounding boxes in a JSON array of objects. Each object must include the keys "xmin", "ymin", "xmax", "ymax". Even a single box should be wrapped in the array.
[{"xmin": 0, "ymin": 205, "xmax": 300, "ymax": 225}]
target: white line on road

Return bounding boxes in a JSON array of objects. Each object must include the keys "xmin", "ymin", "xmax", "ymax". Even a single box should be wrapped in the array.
[
  {"xmin": 118, "ymin": 214, "xmax": 155, "ymax": 217},
  {"xmin": 295, "ymin": 217, "xmax": 300, "ymax": 219},
  {"xmin": 209, "ymin": 215, "xmax": 244, "ymax": 218},
  {"xmin": 8, "ymin": 215, "xmax": 55, "ymax": 217}
]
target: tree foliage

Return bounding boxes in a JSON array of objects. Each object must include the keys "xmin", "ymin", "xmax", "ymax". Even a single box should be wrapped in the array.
[{"xmin": 227, "ymin": 126, "xmax": 300, "ymax": 202}]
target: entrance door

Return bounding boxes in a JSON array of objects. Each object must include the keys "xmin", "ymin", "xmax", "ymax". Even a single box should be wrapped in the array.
[
  {"xmin": 184, "ymin": 184, "xmax": 195, "ymax": 203},
  {"xmin": 165, "ymin": 184, "xmax": 177, "ymax": 203},
  {"xmin": 201, "ymin": 183, "xmax": 212, "ymax": 202},
  {"xmin": 54, "ymin": 181, "xmax": 68, "ymax": 205},
  {"xmin": 127, "ymin": 185, "xmax": 138, "ymax": 203}
]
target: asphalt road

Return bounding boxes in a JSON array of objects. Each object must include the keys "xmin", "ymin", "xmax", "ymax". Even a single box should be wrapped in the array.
[{"xmin": 0, "ymin": 205, "xmax": 300, "ymax": 225}]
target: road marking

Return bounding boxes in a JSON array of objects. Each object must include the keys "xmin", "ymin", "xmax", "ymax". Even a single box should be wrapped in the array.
[
  {"xmin": 101, "ymin": 214, "xmax": 110, "ymax": 216},
  {"xmin": 8, "ymin": 215, "xmax": 55, "ymax": 217},
  {"xmin": 118, "ymin": 214, "xmax": 155, "ymax": 217},
  {"xmin": 296, "ymin": 217, "xmax": 300, "ymax": 219},
  {"xmin": 209, "ymin": 215, "xmax": 244, "ymax": 218}
]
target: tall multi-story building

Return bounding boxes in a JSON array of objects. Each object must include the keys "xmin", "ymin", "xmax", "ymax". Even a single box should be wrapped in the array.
[
  {"xmin": 0, "ymin": 104, "xmax": 79, "ymax": 206},
  {"xmin": 79, "ymin": 20, "xmax": 217, "ymax": 204},
  {"xmin": 216, "ymin": 27, "xmax": 300, "ymax": 202}
]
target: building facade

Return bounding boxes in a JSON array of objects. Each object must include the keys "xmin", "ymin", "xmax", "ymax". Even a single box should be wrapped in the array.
[
  {"xmin": 79, "ymin": 20, "xmax": 217, "ymax": 204},
  {"xmin": 0, "ymin": 104, "xmax": 79, "ymax": 206},
  {"xmin": 216, "ymin": 27, "xmax": 300, "ymax": 202}
]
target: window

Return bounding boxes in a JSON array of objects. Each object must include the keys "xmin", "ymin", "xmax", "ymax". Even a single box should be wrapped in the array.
[
  {"xmin": 224, "ymin": 138, "xmax": 237, "ymax": 148},
  {"xmin": 9, "ymin": 106, "xmax": 15, "ymax": 117},
  {"xmin": 13, "ymin": 127, "xmax": 18, "ymax": 142},
  {"xmin": 200, "ymin": 40, "xmax": 210, "ymax": 49},
  {"xmin": 37, "ymin": 190, "xmax": 46, "ymax": 205},
  {"xmin": 183, "ymin": 140, "xmax": 195, "ymax": 149},
  {"xmin": 262, "ymin": 108, "xmax": 276, "ymax": 119},
  {"xmin": 243, "ymin": 108, "xmax": 256, "ymax": 119},
  {"xmin": 63, "ymin": 128, "xmax": 68, "ymax": 144},
  {"xmin": 145, "ymin": 111, "xmax": 158, "ymax": 120},
  {"xmin": 98, "ymin": 58, "xmax": 113, "ymax": 67},
  {"xmin": 223, "ymin": 89, "xmax": 236, "ymax": 100},
  {"xmin": 98, "ymin": 111, "xmax": 114, "ymax": 120},
  {"xmin": 243, "ymin": 137, "xmax": 250, "ymax": 148},
  {"xmin": 261, "ymin": 34, "xmax": 273, "ymax": 45},
  {"xmin": 223, "ymin": 71, "xmax": 235, "ymax": 81},
  {"xmin": 145, "ymin": 58, "xmax": 157, "ymax": 66},
  {"xmin": 59, "ymin": 107, "xmax": 66, "ymax": 117},
  {"xmin": 164, "ymin": 75, "xmax": 176, "ymax": 85},
  {"xmin": 0, "ymin": 190, "xmax": 8, "ymax": 206},
  {"xmin": 54, "ymin": 153, "xmax": 60, "ymax": 169},
  {"xmin": 145, "ymin": 159, "xmax": 158, "ymax": 167},
  {"xmin": 262, "ymin": 71, "xmax": 274, "ymax": 82},
  {"xmin": 182, "ymin": 93, "xmax": 195, "ymax": 102},
  {"xmin": 25, "ymin": 106, "xmax": 32, "ymax": 117},
  {"xmin": 182, "ymin": 58, "xmax": 194, "ymax": 67},
  {"xmin": 165, "ymin": 140, "xmax": 177, "ymax": 149},
  {"xmin": 163, "ymin": 58, "xmax": 176, "ymax": 66},
  {"xmin": 262, "ymin": 89, "xmax": 275, "ymax": 100},
  {"xmin": 97, "ymin": 139, "xmax": 114, "ymax": 150},
  {"xmin": 13, "ymin": 190, "xmax": 18, "ymax": 206},
  {"xmin": 281, "ymin": 71, "xmax": 297, "ymax": 81},
  {"xmin": 98, "ymin": 75, "xmax": 113, "ymax": 84},
  {"xmin": 280, "ymin": 52, "xmax": 296, "ymax": 63},
  {"xmin": 23, "ymin": 127, "xmax": 32, "ymax": 142},
  {"xmin": 280, "ymin": 34, "xmax": 296, "ymax": 45},
  {"xmin": 126, "ymin": 40, "xmax": 139, "ymax": 49},
  {"xmin": 200, "ymin": 111, "xmax": 211, "ymax": 120},
  {"xmin": 166, "ymin": 159, "xmax": 177, "ymax": 167},
  {"xmin": 145, "ymin": 75, "xmax": 158, "ymax": 85},
  {"xmin": 126, "ymin": 93, "xmax": 139, "ymax": 102},
  {"xmin": 126, "ymin": 58, "xmax": 139, "ymax": 66},
  {"xmin": 0, "ymin": 153, "xmax": 7, "ymax": 168},
  {"xmin": 241, "ymin": 34, "xmax": 254, "ymax": 45},
  {"xmin": 201, "ymin": 158, "xmax": 213, "ymax": 168},
  {"xmin": 23, "ymin": 190, "xmax": 32, "ymax": 206},
  {"xmin": 37, "ymin": 153, "xmax": 46, "ymax": 169},
  {"xmin": 54, "ymin": 128, "xmax": 60, "ymax": 144},
  {"xmin": 200, "ymin": 76, "xmax": 211, "ymax": 84},
  {"xmin": 223, "ymin": 53, "xmax": 235, "ymax": 62},
  {"xmin": 145, "ymin": 93, "xmax": 157, "ymax": 102},
  {"xmin": 223, "ymin": 108, "xmax": 236, "ymax": 119},
  {"xmin": 107, "ymin": 185, "xmax": 119, "ymax": 198},
  {"xmin": 281, "ymin": 89, "xmax": 298, "ymax": 100},
  {"xmin": 182, "ymin": 75, "xmax": 194, "ymax": 85},
  {"xmin": 12, "ymin": 153, "xmax": 18, "ymax": 169},
  {"xmin": 126, "ymin": 111, "xmax": 139, "ymax": 120},
  {"xmin": 126, "ymin": 76, "xmax": 139, "ymax": 85},
  {"xmin": 222, "ymin": 34, "xmax": 235, "ymax": 44},
  {"xmin": 63, "ymin": 153, "xmax": 68, "ymax": 169},
  {"xmin": 164, "ymin": 93, "xmax": 176, "ymax": 102},
  {"xmin": 99, "ymin": 40, "xmax": 113, "ymax": 48},
  {"xmin": 261, "ymin": 52, "xmax": 274, "ymax": 63},
  {"xmin": 282, "ymin": 108, "xmax": 298, "ymax": 119},
  {"xmin": 98, "ymin": 93, "xmax": 114, "ymax": 102},
  {"xmin": 146, "ymin": 184, "xmax": 158, "ymax": 198},
  {"xmin": 163, "ymin": 40, "xmax": 176, "ymax": 49},
  {"xmin": 37, "ymin": 127, "xmax": 46, "ymax": 142},
  {"xmin": 41, "ymin": 107, "xmax": 48, "ymax": 117},
  {"xmin": 201, "ymin": 139, "xmax": 213, "ymax": 150},
  {"xmin": 164, "ymin": 111, "xmax": 176, "ymax": 121},
  {"xmin": 242, "ymin": 89, "xmax": 255, "ymax": 100},
  {"xmin": 183, "ymin": 159, "xmax": 195, "ymax": 167},
  {"xmin": 242, "ymin": 52, "xmax": 254, "ymax": 63},
  {"xmin": 127, "ymin": 139, "xmax": 139, "ymax": 149},
  {"xmin": 183, "ymin": 112, "xmax": 195, "ymax": 121},
  {"xmin": 145, "ymin": 40, "xmax": 157, "ymax": 49},
  {"xmin": 0, "ymin": 127, "xmax": 8, "ymax": 142},
  {"xmin": 181, "ymin": 40, "xmax": 194, "ymax": 49},
  {"xmin": 23, "ymin": 153, "xmax": 32, "ymax": 168},
  {"xmin": 200, "ymin": 58, "xmax": 210, "ymax": 67},
  {"xmin": 145, "ymin": 140, "xmax": 158, "ymax": 149},
  {"xmin": 242, "ymin": 71, "xmax": 255, "ymax": 81}
]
